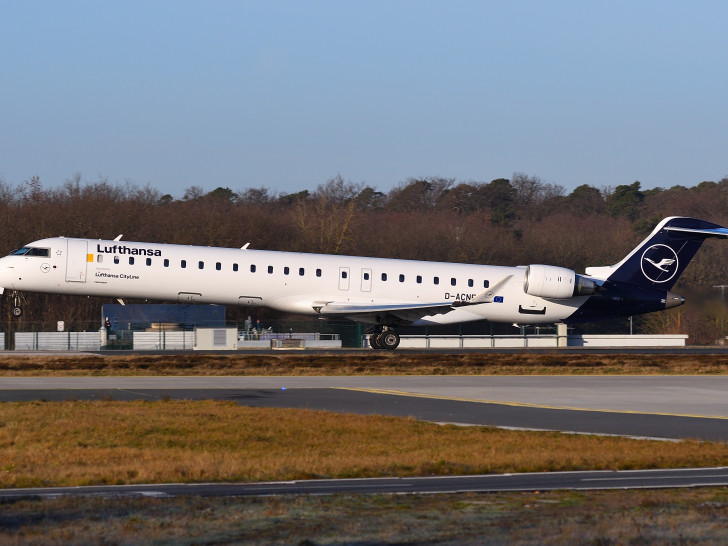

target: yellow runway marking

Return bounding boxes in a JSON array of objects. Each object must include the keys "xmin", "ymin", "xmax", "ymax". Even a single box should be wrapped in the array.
[{"xmin": 336, "ymin": 387, "xmax": 728, "ymax": 420}]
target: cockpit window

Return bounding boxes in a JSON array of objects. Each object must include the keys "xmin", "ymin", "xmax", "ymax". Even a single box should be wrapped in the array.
[{"xmin": 9, "ymin": 247, "xmax": 49, "ymax": 257}]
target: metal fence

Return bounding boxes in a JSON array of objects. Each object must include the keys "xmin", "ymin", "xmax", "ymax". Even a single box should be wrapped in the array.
[
  {"xmin": 14, "ymin": 331, "xmax": 101, "ymax": 351},
  {"xmin": 0, "ymin": 317, "xmax": 361, "ymax": 350},
  {"xmin": 0, "ymin": 319, "xmax": 350, "ymax": 350}
]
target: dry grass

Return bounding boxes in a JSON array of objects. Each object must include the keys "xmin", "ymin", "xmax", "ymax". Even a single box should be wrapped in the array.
[
  {"xmin": 2, "ymin": 352, "xmax": 728, "ymax": 376},
  {"xmin": 1, "ymin": 400, "xmax": 728, "ymax": 489},
  {"xmin": 5, "ymin": 489, "xmax": 728, "ymax": 544}
]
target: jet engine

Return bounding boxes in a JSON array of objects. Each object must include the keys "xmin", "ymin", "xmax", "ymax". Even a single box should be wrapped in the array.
[{"xmin": 524, "ymin": 264, "xmax": 597, "ymax": 299}]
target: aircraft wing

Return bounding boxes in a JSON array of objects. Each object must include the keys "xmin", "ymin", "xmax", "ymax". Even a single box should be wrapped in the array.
[
  {"xmin": 313, "ymin": 301, "xmax": 455, "ymax": 321},
  {"xmin": 312, "ymin": 275, "xmax": 513, "ymax": 323}
]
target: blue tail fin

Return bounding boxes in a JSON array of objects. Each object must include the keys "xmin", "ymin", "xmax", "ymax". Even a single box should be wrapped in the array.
[{"xmin": 585, "ymin": 217, "xmax": 728, "ymax": 290}]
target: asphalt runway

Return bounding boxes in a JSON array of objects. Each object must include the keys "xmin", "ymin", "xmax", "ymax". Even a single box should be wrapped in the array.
[
  {"xmin": 3, "ymin": 375, "xmax": 728, "ymax": 441},
  {"xmin": 4, "ymin": 467, "xmax": 728, "ymax": 500}
]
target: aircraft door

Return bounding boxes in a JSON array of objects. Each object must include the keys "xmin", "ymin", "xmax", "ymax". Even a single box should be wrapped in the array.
[
  {"xmin": 65, "ymin": 239, "xmax": 88, "ymax": 283},
  {"xmin": 361, "ymin": 268, "xmax": 372, "ymax": 292},
  {"xmin": 338, "ymin": 267, "xmax": 350, "ymax": 291}
]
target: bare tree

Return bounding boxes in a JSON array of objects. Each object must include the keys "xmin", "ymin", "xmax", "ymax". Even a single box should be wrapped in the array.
[
  {"xmin": 294, "ymin": 175, "xmax": 363, "ymax": 253},
  {"xmin": 239, "ymin": 187, "xmax": 276, "ymax": 205},
  {"xmin": 386, "ymin": 177, "xmax": 453, "ymax": 212}
]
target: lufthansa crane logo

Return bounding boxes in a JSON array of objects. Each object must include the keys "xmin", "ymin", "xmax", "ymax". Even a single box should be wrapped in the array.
[{"xmin": 640, "ymin": 244, "xmax": 679, "ymax": 283}]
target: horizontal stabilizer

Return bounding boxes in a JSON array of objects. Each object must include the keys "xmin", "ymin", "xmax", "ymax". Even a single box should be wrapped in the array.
[{"xmin": 664, "ymin": 226, "xmax": 728, "ymax": 238}]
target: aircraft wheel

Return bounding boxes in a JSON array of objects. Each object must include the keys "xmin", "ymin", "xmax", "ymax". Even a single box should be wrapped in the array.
[
  {"xmin": 11, "ymin": 306, "xmax": 22, "ymax": 318},
  {"xmin": 369, "ymin": 333, "xmax": 382, "ymax": 350},
  {"xmin": 380, "ymin": 330, "xmax": 400, "ymax": 350}
]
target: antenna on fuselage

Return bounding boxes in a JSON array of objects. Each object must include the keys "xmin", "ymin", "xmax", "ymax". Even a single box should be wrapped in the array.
[
  {"xmin": 113, "ymin": 234, "xmax": 123, "ymax": 241},
  {"xmin": 241, "ymin": 243, "xmax": 250, "ymax": 250}
]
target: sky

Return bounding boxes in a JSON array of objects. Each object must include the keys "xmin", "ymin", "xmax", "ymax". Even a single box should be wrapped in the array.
[{"xmin": 1, "ymin": 0, "xmax": 728, "ymax": 198}]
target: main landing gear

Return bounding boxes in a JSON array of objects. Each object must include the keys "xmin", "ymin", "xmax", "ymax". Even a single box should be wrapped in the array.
[{"xmin": 368, "ymin": 327, "xmax": 400, "ymax": 351}]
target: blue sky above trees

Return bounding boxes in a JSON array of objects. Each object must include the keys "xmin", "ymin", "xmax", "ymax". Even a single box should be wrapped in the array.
[{"xmin": 2, "ymin": 1, "xmax": 728, "ymax": 197}]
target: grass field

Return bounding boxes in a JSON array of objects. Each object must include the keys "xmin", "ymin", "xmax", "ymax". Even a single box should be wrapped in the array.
[
  {"xmin": 5, "ymin": 489, "xmax": 728, "ymax": 544},
  {"xmin": 2, "ymin": 351, "xmax": 728, "ymax": 376},
  {"xmin": 3, "ymin": 400, "xmax": 728, "ymax": 488}
]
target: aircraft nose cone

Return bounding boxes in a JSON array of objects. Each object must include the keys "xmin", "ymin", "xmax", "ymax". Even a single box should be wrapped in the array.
[{"xmin": 665, "ymin": 291, "xmax": 685, "ymax": 309}]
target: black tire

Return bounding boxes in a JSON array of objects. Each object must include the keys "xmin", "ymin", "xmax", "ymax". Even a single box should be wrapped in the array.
[
  {"xmin": 11, "ymin": 306, "xmax": 22, "ymax": 318},
  {"xmin": 380, "ymin": 331, "xmax": 400, "ymax": 350},
  {"xmin": 369, "ymin": 333, "xmax": 382, "ymax": 350}
]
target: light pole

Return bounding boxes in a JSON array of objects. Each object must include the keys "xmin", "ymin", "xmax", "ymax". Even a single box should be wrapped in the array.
[{"xmin": 713, "ymin": 285, "xmax": 728, "ymax": 334}]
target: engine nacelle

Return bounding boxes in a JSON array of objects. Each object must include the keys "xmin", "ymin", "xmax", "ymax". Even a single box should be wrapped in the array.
[{"xmin": 524, "ymin": 264, "xmax": 597, "ymax": 299}]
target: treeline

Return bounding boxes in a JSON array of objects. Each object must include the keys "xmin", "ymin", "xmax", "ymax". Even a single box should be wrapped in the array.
[{"xmin": 2, "ymin": 172, "xmax": 728, "ymax": 342}]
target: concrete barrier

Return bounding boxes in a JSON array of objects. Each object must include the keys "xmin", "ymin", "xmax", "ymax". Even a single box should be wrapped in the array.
[
  {"xmin": 394, "ymin": 333, "xmax": 688, "ymax": 349},
  {"xmin": 238, "ymin": 340, "xmax": 274, "ymax": 349},
  {"xmin": 570, "ymin": 334, "xmax": 688, "ymax": 347},
  {"xmin": 302, "ymin": 339, "xmax": 342, "ymax": 348}
]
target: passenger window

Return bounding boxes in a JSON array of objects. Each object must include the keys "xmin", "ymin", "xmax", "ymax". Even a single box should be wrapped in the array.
[
  {"xmin": 114, "ymin": 256, "xmax": 119, "ymax": 265},
  {"xmin": 146, "ymin": 258, "xmax": 152, "ymax": 266},
  {"xmin": 364, "ymin": 272, "xmax": 370, "ymax": 280},
  {"xmin": 468, "ymin": 279, "xmax": 473, "ymax": 287},
  {"xmin": 181, "ymin": 260, "xmax": 186, "ymax": 268},
  {"xmin": 399, "ymin": 274, "xmax": 405, "ymax": 282},
  {"xmin": 216, "ymin": 262, "xmax": 221, "ymax": 271},
  {"xmin": 299, "ymin": 267, "xmax": 305, "ymax": 276},
  {"xmin": 268, "ymin": 266, "xmax": 273, "ymax": 274},
  {"xmin": 129, "ymin": 257, "xmax": 134, "ymax": 265},
  {"xmin": 484, "ymin": 280, "xmax": 490, "ymax": 288},
  {"xmin": 342, "ymin": 271, "xmax": 347, "ymax": 279},
  {"xmin": 250, "ymin": 264, "xmax": 256, "ymax": 273},
  {"xmin": 381, "ymin": 273, "xmax": 387, "ymax": 281},
  {"xmin": 164, "ymin": 259, "xmax": 169, "ymax": 267},
  {"xmin": 97, "ymin": 255, "xmax": 103, "ymax": 263},
  {"xmin": 199, "ymin": 261, "xmax": 204, "ymax": 269},
  {"xmin": 434, "ymin": 277, "xmax": 439, "ymax": 285},
  {"xmin": 233, "ymin": 263, "xmax": 238, "ymax": 272},
  {"xmin": 316, "ymin": 269, "xmax": 322, "ymax": 277},
  {"xmin": 284, "ymin": 266, "xmax": 290, "ymax": 275},
  {"xmin": 416, "ymin": 275, "xmax": 422, "ymax": 284},
  {"xmin": 451, "ymin": 278, "xmax": 456, "ymax": 286}
]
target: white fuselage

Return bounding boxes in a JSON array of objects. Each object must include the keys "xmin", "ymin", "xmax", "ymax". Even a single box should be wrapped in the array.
[{"xmin": 0, "ymin": 237, "xmax": 587, "ymax": 325}]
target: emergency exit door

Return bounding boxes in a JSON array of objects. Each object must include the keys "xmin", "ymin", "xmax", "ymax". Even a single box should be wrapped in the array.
[
  {"xmin": 66, "ymin": 239, "xmax": 88, "ymax": 282},
  {"xmin": 338, "ymin": 267, "xmax": 350, "ymax": 290}
]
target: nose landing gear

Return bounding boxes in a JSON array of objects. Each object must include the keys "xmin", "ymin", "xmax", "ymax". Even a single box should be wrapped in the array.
[{"xmin": 8, "ymin": 291, "xmax": 25, "ymax": 318}]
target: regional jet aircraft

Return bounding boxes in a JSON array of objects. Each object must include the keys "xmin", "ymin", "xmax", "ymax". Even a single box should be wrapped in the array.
[{"xmin": 0, "ymin": 217, "xmax": 725, "ymax": 349}]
